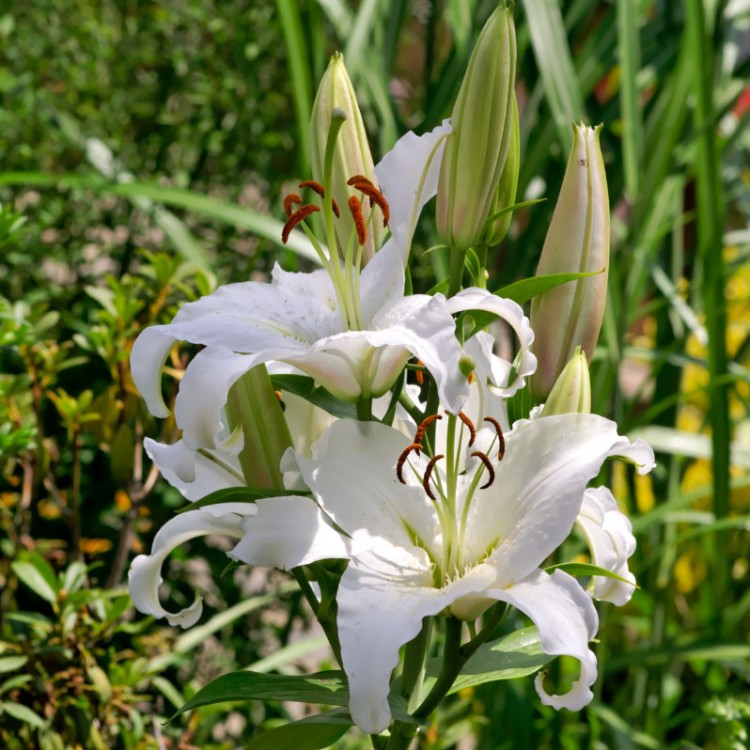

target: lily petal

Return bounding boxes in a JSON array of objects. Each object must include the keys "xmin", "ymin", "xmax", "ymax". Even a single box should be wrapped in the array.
[
  {"xmin": 374, "ymin": 120, "xmax": 452, "ymax": 262},
  {"xmin": 488, "ymin": 569, "xmax": 598, "ymax": 710},
  {"xmin": 295, "ymin": 420, "xmax": 442, "ymax": 555},
  {"xmin": 128, "ymin": 506, "xmax": 253, "ymax": 627},
  {"xmin": 337, "ymin": 545, "xmax": 497, "ymax": 733},
  {"xmin": 469, "ymin": 414, "xmax": 653, "ymax": 584},
  {"xmin": 145, "ymin": 438, "xmax": 243, "ymax": 500},
  {"xmin": 445, "ymin": 288, "xmax": 537, "ymax": 396},
  {"xmin": 230, "ymin": 496, "xmax": 349, "ymax": 569},
  {"xmin": 576, "ymin": 487, "xmax": 636, "ymax": 605}
]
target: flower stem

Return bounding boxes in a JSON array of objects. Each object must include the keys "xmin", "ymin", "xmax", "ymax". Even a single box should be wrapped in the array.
[
  {"xmin": 356, "ymin": 397, "xmax": 373, "ymax": 421},
  {"xmin": 447, "ymin": 246, "xmax": 466, "ymax": 297}
]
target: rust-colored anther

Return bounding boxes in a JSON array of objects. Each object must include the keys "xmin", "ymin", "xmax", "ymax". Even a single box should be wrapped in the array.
[
  {"xmin": 348, "ymin": 195, "xmax": 367, "ymax": 245},
  {"xmin": 471, "ymin": 450, "xmax": 495, "ymax": 489},
  {"xmin": 299, "ymin": 180, "xmax": 340, "ymax": 217},
  {"xmin": 347, "ymin": 175, "xmax": 390, "ymax": 227},
  {"xmin": 457, "ymin": 411, "xmax": 477, "ymax": 446},
  {"xmin": 423, "ymin": 454, "xmax": 444, "ymax": 501},
  {"xmin": 283, "ymin": 193, "xmax": 302, "ymax": 218},
  {"xmin": 414, "ymin": 413, "xmax": 443, "ymax": 449},
  {"xmin": 483, "ymin": 417, "xmax": 506, "ymax": 461},
  {"xmin": 282, "ymin": 204, "xmax": 320, "ymax": 244},
  {"xmin": 396, "ymin": 443, "xmax": 424, "ymax": 484},
  {"xmin": 467, "ymin": 371, "xmax": 476, "ymax": 385},
  {"xmin": 415, "ymin": 359, "xmax": 425, "ymax": 386}
]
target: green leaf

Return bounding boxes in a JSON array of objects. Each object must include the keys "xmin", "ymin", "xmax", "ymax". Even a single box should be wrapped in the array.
[
  {"xmin": 271, "ymin": 374, "xmax": 358, "ymax": 420},
  {"xmin": 245, "ymin": 710, "xmax": 352, "ymax": 750},
  {"xmin": 495, "ymin": 270, "xmax": 603, "ymax": 305},
  {"xmin": 0, "ymin": 700, "xmax": 47, "ymax": 729},
  {"xmin": 546, "ymin": 562, "xmax": 638, "ymax": 587},
  {"xmin": 176, "ymin": 486, "xmax": 309, "ymax": 514},
  {"xmin": 11, "ymin": 554, "xmax": 60, "ymax": 605},
  {"xmin": 0, "ymin": 655, "xmax": 28, "ymax": 674},
  {"xmin": 447, "ymin": 627, "xmax": 552, "ymax": 694},
  {"xmin": 173, "ymin": 671, "xmax": 351, "ymax": 718},
  {"xmin": 484, "ymin": 197, "xmax": 546, "ymax": 225},
  {"xmin": 174, "ymin": 670, "xmax": 417, "ymax": 725}
]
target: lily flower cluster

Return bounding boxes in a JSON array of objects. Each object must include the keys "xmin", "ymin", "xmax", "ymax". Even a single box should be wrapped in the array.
[{"xmin": 128, "ymin": 4, "xmax": 654, "ymax": 744}]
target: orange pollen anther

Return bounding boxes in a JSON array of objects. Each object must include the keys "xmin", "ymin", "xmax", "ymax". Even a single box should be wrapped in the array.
[
  {"xmin": 471, "ymin": 451, "xmax": 495, "ymax": 489},
  {"xmin": 348, "ymin": 196, "xmax": 367, "ymax": 245},
  {"xmin": 457, "ymin": 411, "xmax": 477, "ymax": 446},
  {"xmin": 414, "ymin": 413, "xmax": 443, "ymax": 449},
  {"xmin": 283, "ymin": 193, "xmax": 302, "ymax": 218},
  {"xmin": 298, "ymin": 180, "xmax": 340, "ymax": 217},
  {"xmin": 414, "ymin": 359, "xmax": 425, "ymax": 386},
  {"xmin": 282, "ymin": 204, "xmax": 320, "ymax": 244},
  {"xmin": 347, "ymin": 175, "xmax": 390, "ymax": 227},
  {"xmin": 423, "ymin": 454, "xmax": 444, "ymax": 501},
  {"xmin": 396, "ymin": 443, "xmax": 424, "ymax": 484},
  {"xmin": 483, "ymin": 417, "xmax": 506, "ymax": 461}
]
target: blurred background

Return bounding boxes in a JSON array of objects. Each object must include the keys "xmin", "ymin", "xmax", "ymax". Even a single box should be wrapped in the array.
[{"xmin": 0, "ymin": 1, "xmax": 748, "ymax": 748}]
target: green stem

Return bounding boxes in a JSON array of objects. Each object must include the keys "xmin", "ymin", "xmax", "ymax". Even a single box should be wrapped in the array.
[
  {"xmin": 401, "ymin": 619, "xmax": 432, "ymax": 713},
  {"xmin": 292, "ymin": 568, "xmax": 342, "ymax": 666},
  {"xmin": 356, "ymin": 398, "xmax": 373, "ymax": 421},
  {"xmin": 447, "ymin": 247, "xmax": 466, "ymax": 297}
]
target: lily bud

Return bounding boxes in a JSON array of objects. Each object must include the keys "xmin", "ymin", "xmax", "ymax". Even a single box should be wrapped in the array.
[
  {"xmin": 530, "ymin": 123, "xmax": 610, "ymax": 400},
  {"xmin": 483, "ymin": 91, "xmax": 520, "ymax": 246},
  {"xmin": 310, "ymin": 52, "xmax": 384, "ymax": 263},
  {"xmin": 542, "ymin": 347, "xmax": 591, "ymax": 416},
  {"xmin": 436, "ymin": 2, "xmax": 516, "ymax": 251}
]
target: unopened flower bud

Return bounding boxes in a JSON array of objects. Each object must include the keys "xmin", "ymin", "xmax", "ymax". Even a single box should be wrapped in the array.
[
  {"xmin": 542, "ymin": 347, "xmax": 591, "ymax": 416},
  {"xmin": 483, "ymin": 92, "xmax": 520, "ymax": 246},
  {"xmin": 310, "ymin": 53, "xmax": 384, "ymax": 263},
  {"xmin": 436, "ymin": 2, "xmax": 517, "ymax": 251},
  {"xmin": 530, "ymin": 123, "xmax": 609, "ymax": 400}
]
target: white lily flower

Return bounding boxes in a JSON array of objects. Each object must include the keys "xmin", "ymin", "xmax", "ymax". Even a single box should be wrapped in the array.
[
  {"xmin": 576, "ymin": 487, "xmax": 637, "ymax": 605},
  {"xmin": 131, "ymin": 412, "xmax": 653, "ymax": 733}
]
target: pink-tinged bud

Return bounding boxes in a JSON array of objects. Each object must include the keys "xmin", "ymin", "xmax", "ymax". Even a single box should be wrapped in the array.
[
  {"xmin": 530, "ymin": 123, "xmax": 609, "ymax": 400},
  {"xmin": 542, "ymin": 347, "xmax": 591, "ymax": 416},
  {"xmin": 310, "ymin": 53, "xmax": 384, "ymax": 263},
  {"xmin": 436, "ymin": 2, "xmax": 516, "ymax": 251}
]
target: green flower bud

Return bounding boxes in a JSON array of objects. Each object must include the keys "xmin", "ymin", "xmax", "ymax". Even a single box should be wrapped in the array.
[
  {"xmin": 436, "ymin": 2, "xmax": 517, "ymax": 251},
  {"xmin": 541, "ymin": 347, "xmax": 591, "ymax": 416},
  {"xmin": 310, "ymin": 53, "xmax": 384, "ymax": 263},
  {"xmin": 530, "ymin": 123, "xmax": 610, "ymax": 400},
  {"xmin": 483, "ymin": 91, "xmax": 520, "ymax": 246}
]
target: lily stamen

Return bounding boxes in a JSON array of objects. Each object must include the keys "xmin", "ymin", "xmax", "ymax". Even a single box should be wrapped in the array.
[
  {"xmin": 283, "ymin": 192, "xmax": 302, "ymax": 218},
  {"xmin": 471, "ymin": 450, "xmax": 495, "ymax": 489},
  {"xmin": 299, "ymin": 179, "xmax": 341, "ymax": 217},
  {"xmin": 423, "ymin": 454, "xmax": 445, "ymax": 501},
  {"xmin": 347, "ymin": 175, "xmax": 390, "ymax": 227},
  {"xmin": 396, "ymin": 443, "xmax": 424, "ymax": 484},
  {"xmin": 414, "ymin": 413, "xmax": 442, "ymax": 450},
  {"xmin": 348, "ymin": 196, "xmax": 367, "ymax": 245},
  {"xmin": 483, "ymin": 416, "xmax": 506, "ymax": 460},
  {"xmin": 457, "ymin": 411, "xmax": 477, "ymax": 446},
  {"xmin": 282, "ymin": 204, "xmax": 321, "ymax": 244}
]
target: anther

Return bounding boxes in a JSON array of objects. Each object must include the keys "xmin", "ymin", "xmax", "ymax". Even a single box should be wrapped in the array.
[
  {"xmin": 413, "ymin": 413, "xmax": 443, "ymax": 450},
  {"xmin": 423, "ymin": 454, "xmax": 444, "ymax": 501},
  {"xmin": 283, "ymin": 193, "xmax": 302, "ymax": 218},
  {"xmin": 347, "ymin": 175, "xmax": 390, "ymax": 227},
  {"xmin": 299, "ymin": 180, "xmax": 340, "ymax": 217},
  {"xmin": 282, "ymin": 204, "xmax": 320, "ymax": 244},
  {"xmin": 457, "ymin": 411, "xmax": 477, "ymax": 446},
  {"xmin": 348, "ymin": 196, "xmax": 367, "ymax": 245},
  {"xmin": 414, "ymin": 359, "xmax": 425, "ymax": 386},
  {"xmin": 396, "ymin": 443, "xmax": 424, "ymax": 484},
  {"xmin": 471, "ymin": 451, "xmax": 495, "ymax": 489},
  {"xmin": 483, "ymin": 417, "xmax": 506, "ymax": 461}
]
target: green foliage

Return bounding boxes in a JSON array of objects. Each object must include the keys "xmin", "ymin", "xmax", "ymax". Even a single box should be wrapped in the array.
[{"xmin": 0, "ymin": 1, "xmax": 748, "ymax": 748}]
